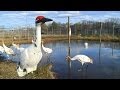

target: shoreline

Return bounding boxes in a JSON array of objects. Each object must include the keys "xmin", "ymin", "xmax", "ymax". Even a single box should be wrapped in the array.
[
  {"xmin": 0, "ymin": 35, "xmax": 119, "ymax": 46},
  {"xmin": 0, "ymin": 60, "xmax": 56, "ymax": 79},
  {"xmin": 0, "ymin": 35, "xmax": 119, "ymax": 79},
  {"xmin": 42, "ymin": 35, "xmax": 120, "ymax": 43}
]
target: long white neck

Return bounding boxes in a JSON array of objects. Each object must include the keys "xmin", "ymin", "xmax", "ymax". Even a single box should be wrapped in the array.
[{"xmin": 36, "ymin": 23, "xmax": 41, "ymax": 47}]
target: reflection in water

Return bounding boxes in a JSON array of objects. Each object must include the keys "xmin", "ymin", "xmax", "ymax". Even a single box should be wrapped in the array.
[
  {"xmin": 112, "ymin": 42, "xmax": 114, "ymax": 56},
  {"xmin": 67, "ymin": 22, "xmax": 72, "ymax": 79},
  {"xmin": 99, "ymin": 42, "xmax": 101, "ymax": 64},
  {"xmin": 67, "ymin": 41, "xmax": 93, "ymax": 79},
  {"xmin": 1, "ymin": 40, "xmax": 120, "ymax": 79},
  {"xmin": 51, "ymin": 40, "xmax": 120, "ymax": 79},
  {"xmin": 67, "ymin": 46, "xmax": 71, "ymax": 79},
  {"xmin": 84, "ymin": 42, "xmax": 88, "ymax": 49},
  {"xmin": 29, "ymin": 41, "xmax": 120, "ymax": 78}
]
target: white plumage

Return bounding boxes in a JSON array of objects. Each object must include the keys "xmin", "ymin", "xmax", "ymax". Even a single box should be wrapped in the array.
[
  {"xmin": 12, "ymin": 42, "xmax": 19, "ymax": 49},
  {"xmin": 12, "ymin": 43, "xmax": 25, "ymax": 53},
  {"xmin": 17, "ymin": 16, "xmax": 53, "ymax": 77},
  {"xmin": 42, "ymin": 41, "xmax": 52, "ymax": 54},
  {"xmin": 17, "ymin": 24, "xmax": 42, "ymax": 77},
  {"xmin": 67, "ymin": 55, "xmax": 93, "ymax": 66},
  {"xmin": 32, "ymin": 39, "xmax": 35, "ymax": 44},
  {"xmin": 2, "ymin": 42, "xmax": 14, "ymax": 55},
  {"xmin": 84, "ymin": 42, "xmax": 88, "ymax": 49},
  {"xmin": 69, "ymin": 27, "xmax": 71, "ymax": 36},
  {"xmin": 0, "ymin": 46, "xmax": 4, "ymax": 53},
  {"xmin": 17, "ymin": 47, "xmax": 25, "ymax": 52}
]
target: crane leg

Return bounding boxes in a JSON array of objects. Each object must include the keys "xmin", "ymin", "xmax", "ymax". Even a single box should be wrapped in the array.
[
  {"xmin": 78, "ymin": 65, "xmax": 83, "ymax": 72},
  {"xmin": 86, "ymin": 64, "xmax": 88, "ymax": 71}
]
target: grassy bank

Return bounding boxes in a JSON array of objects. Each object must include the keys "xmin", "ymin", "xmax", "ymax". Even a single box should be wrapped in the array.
[
  {"xmin": 0, "ymin": 60, "xmax": 56, "ymax": 79},
  {"xmin": 0, "ymin": 35, "xmax": 119, "ymax": 46},
  {"xmin": 42, "ymin": 35, "xmax": 120, "ymax": 43}
]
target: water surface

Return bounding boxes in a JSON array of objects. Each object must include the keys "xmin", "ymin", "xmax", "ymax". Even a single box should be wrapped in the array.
[
  {"xmin": 45, "ymin": 40, "xmax": 120, "ymax": 79},
  {"xmin": 1, "ymin": 40, "xmax": 120, "ymax": 79}
]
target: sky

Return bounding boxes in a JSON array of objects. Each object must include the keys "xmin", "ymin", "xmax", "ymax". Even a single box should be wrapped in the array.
[{"xmin": 0, "ymin": 11, "xmax": 120, "ymax": 28}]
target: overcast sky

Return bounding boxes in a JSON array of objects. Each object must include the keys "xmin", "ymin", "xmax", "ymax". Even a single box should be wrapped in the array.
[{"xmin": 0, "ymin": 11, "xmax": 120, "ymax": 28}]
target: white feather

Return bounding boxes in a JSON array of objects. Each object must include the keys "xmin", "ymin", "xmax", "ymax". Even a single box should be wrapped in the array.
[
  {"xmin": 12, "ymin": 42, "xmax": 19, "ymax": 49},
  {"xmin": 84, "ymin": 42, "xmax": 88, "ymax": 49},
  {"xmin": 17, "ymin": 23, "xmax": 42, "ymax": 77},
  {"xmin": 42, "ymin": 42, "xmax": 52, "ymax": 54},
  {"xmin": 69, "ymin": 27, "xmax": 71, "ymax": 36},
  {"xmin": 68, "ymin": 55, "xmax": 93, "ymax": 66},
  {"xmin": 0, "ymin": 46, "xmax": 4, "ymax": 53},
  {"xmin": 2, "ymin": 42, "xmax": 14, "ymax": 55}
]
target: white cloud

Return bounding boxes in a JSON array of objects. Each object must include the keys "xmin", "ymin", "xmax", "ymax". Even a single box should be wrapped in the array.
[
  {"xmin": 81, "ymin": 15, "xmax": 93, "ymax": 20},
  {"xmin": 65, "ymin": 11, "xmax": 80, "ymax": 14},
  {"xmin": 20, "ymin": 12, "xmax": 29, "ymax": 15},
  {"xmin": 25, "ymin": 11, "xmax": 58, "ymax": 15},
  {"xmin": 1, "ymin": 11, "xmax": 120, "ymax": 28},
  {"xmin": 103, "ymin": 15, "xmax": 112, "ymax": 18},
  {"xmin": 1, "ymin": 13, "xmax": 27, "ymax": 19},
  {"xmin": 32, "ymin": 11, "xmax": 49, "ymax": 14},
  {"xmin": 57, "ymin": 11, "xmax": 80, "ymax": 17},
  {"xmin": 76, "ymin": 15, "xmax": 113, "ymax": 22},
  {"xmin": 2, "ymin": 13, "xmax": 19, "ymax": 17},
  {"xmin": 59, "ymin": 11, "xmax": 80, "ymax": 14},
  {"xmin": 58, "ymin": 14, "xmax": 73, "ymax": 17}
]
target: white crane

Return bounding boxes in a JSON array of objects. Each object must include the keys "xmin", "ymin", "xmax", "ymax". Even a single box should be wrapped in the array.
[
  {"xmin": 2, "ymin": 41, "xmax": 15, "ymax": 60},
  {"xmin": 69, "ymin": 27, "xmax": 71, "ymax": 36},
  {"xmin": 66, "ymin": 55, "xmax": 93, "ymax": 71},
  {"xmin": 2, "ymin": 41, "xmax": 14, "ymax": 55},
  {"xmin": 41, "ymin": 41, "xmax": 52, "ymax": 54},
  {"xmin": 12, "ymin": 42, "xmax": 23, "ymax": 53},
  {"xmin": 41, "ymin": 41, "xmax": 53, "ymax": 63},
  {"xmin": 12, "ymin": 42, "xmax": 19, "ymax": 49},
  {"xmin": 12, "ymin": 42, "xmax": 24, "ymax": 52},
  {"xmin": 10, "ymin": 42, "xmax": 25, "ymax": 63},
  {"xmin": 0, "ymin": 46, "xmax": 4, "ymax": 54},
  {"xmin": 17, "ymin": 16, "xmax": 53, "ymax": 77},
  {"xmin": 31, "ymin": 39, "xmax": 37, "ymax": 47},
  {"xmin": 32, "ymin": 39, "xmax": 35, "ymax": 44},
  {"xmin": 84, "ymin": 42, "xmax": 88, "ymax": 49}
]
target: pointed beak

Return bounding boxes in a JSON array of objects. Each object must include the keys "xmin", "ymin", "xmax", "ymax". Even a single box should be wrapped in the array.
[
  {"xmin": 35, "ymin": 17, "xmax": 53, "ymax": 24},
  {"xmin": 41, "ymin": 17, "xmax": 53, "ymax": 23}
]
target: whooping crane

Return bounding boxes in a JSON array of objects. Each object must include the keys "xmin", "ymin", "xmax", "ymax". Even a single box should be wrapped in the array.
[{"xmin": 17, "ymin": 16, "xmax": 53, "ymax": 77}]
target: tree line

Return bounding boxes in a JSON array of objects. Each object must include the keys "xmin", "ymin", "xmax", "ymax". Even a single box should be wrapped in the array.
[
  {"xmin": 42, "ymin": 17, "xmax": 120, "ymax": 37},
  {"xmin": 0, "ymin": 17, "xmax": 120, "ymax": 39}
]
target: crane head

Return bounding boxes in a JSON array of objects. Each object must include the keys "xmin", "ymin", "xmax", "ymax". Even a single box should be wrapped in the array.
[
  {"xmin": 35, "ymin": 16, "xmax": 53, "ymax": 25},
  {"xmin": 66, "ymin": 56, "xmax": 71, "ymax": 61}
]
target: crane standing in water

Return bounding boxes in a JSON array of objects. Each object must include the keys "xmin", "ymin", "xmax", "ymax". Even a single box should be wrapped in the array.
[{"xmin": 66, "ymin": 55, "xmax": 93, "ymax": 71}]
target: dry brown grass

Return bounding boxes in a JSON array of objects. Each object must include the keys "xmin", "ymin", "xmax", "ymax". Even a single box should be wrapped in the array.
[
  {"xmin": 42, "ymin": 35, "xmax": 120, "ymax": 42},
  {"xmin": 0, "ymin": 35, "xmax": 119, "ymax": 46},
  {"xmin": 0, "ymin": 60, "xmax": 56, "ymax": 79}
]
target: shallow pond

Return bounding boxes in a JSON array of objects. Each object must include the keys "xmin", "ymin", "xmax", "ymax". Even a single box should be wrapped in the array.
[
  {"xmin": 1, "ymin": 40, "xmax": 120, "ymax": 79},
  {"xmin": 44, "ymin": 40, "xmax": 120, "ymax": 79}
]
